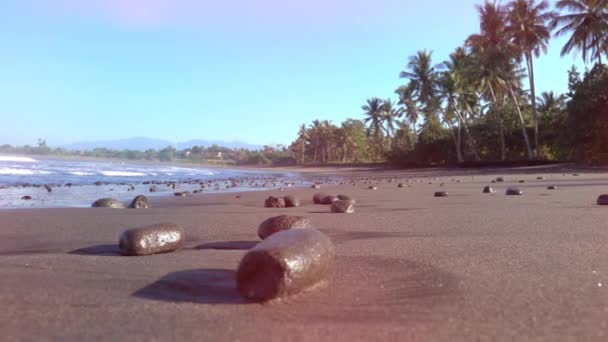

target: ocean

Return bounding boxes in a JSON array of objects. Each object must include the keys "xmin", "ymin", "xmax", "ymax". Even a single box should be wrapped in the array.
[{"xmin": 0, "ymin": 155, "xmax": 305, "ymax": 208}]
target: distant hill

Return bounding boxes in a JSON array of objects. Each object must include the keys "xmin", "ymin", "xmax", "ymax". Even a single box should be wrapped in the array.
[{"xmin": 61, "ymin": 137, "xmax": 263, "ymax": 151}]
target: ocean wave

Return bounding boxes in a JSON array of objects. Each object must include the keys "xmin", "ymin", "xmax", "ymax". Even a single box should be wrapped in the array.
[
  {"xmin": 0, "ymin": 168, "xmax": 53, "ymax": 175},
  {"xmin": 69, "ymin": 171, "xmax": 95, "ymax": 176},
  {"xmin": 0, "ymin": 156, "xmax": 37, "ymax": 163},
  {"xmin": 99, "ymin": 171, "xmax": 147, "ymax": 177}
]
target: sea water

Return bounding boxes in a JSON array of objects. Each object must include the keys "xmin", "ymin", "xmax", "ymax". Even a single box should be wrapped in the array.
[{"xmin": 0, "ymin": 156, "xmax": 305, "ymax": 208}]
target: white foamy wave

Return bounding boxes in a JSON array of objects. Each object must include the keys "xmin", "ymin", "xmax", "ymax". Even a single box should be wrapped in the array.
[
  {"xmin": 70, "ymin": 171, "xmax": 95, "ymax": 176},
  {"xmin": 0, "ymin": 168, "xmax": 52, "ymax": 175},
  {"xmin": 99, "ymin": 171, "xmax": 147, "ymax": 177},
  {"xmin": 0, "ymin": 156, "xmax": 37, "ymax": 163}
]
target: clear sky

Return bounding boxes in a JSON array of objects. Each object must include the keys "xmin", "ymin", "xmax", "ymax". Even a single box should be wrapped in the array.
[{"xmin": 0, "ymin": 0, "xmax": 586, "ymax": 147}]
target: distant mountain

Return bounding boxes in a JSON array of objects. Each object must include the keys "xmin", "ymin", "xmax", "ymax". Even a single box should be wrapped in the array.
[
  {"xmin": 177, "ymin": 140, "xmax": 263, "ymax": 150},
  {"xmin": 61, "ymin": 137, "xmax": 263, "ymax": 151}
]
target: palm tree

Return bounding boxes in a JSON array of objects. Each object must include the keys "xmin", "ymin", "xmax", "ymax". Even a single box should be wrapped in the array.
[
  {"xmin": 400, "ymin": 50, "xmax": 439, "ymax": 116},
  {"xmin": 395, "ymin": 84, "xmax": 419, "ymax": 134},
  {"xmin": 381, "ymin": 98, "xmax": 403, "ymax": 150},
  {"xmin": 295, "ymin": 124, "xmax": 309, "ymax": 164},
  {"xmin": 467, "ymin": 0, "xmax": 534, "ymax": 160},
  {"xmin": 551, "ymin": 0, "xmax": 608, "ymax": 64},
  {"xmin": 362, "ymin": 98, "xmax": 385, "ymax": 159},
  {"xmin": 507, "ymin": 0, "xmax": 556, "ymax": 157}
]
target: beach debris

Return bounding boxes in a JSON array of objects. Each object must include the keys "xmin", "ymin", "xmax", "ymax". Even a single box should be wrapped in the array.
[
  {"xmin": 321, "ymin": 195, "xmax": 338, "ymax": 205},
  {"xmin": 482, "ymin": 186, "xmax": 496, "ymax": 193},
  {"xmin": 20, "ymin": 195, "xmax": 32, "ymax": 200},
  {"xmin": 264, "ymin": 196, "xmax": 285, "ymax": 208},
  {"xmin": 258, "ymin": 215, "xmax": 312, "ymax": 239},
  {"xmin": 597, "ymin": 194, "xmax": 608, "ymax": 205},
  {"xmin": 434, "ymin": 191, "xmax": 448, "ymax": 197},
  {"xmin": 313, "ymin": 193, "xmax": 328, "ymax": 204},
  {"xmin": 91, "ymin": 198, "xmax": 125, "ymax": 208},
  {"xmin": 283, "ymin": 195, "xmax": 300, "ymax": 208},
  {"xmin": 119, "ymin": 223, "xmax": 185, "ymax": 256},
  {"xmin": 506, "ymin": 187, "xmax": 523, "ymax": 195},
  {"xmin": 237, "ymin": 228, "xmax": 334, "ymax": 301},
  {"xmin": 129, "ymin": 195, "xmax": 150, "ymax": 209},
  {"xmin": 547, "ymin": 185, "xmax": 557, "ymax": 190},
  {"xmin": 331, "ymin": 199, "xmax": 355, "ymax": 213}
]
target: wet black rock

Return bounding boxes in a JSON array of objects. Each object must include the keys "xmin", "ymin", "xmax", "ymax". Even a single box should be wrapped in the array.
[
  {"xmin": 506, "ymin": 187, "xmax": 523, "ymax": 195},
  {"xmin": 597, "ymin": 194, "xmax": 608, "ymax": 205},
  {"xmin": 94, "ymin": 181, "xmax": 104, "ymax": 186},
  {"xmin": 129, "ymin": 195, "xmax": 150, "ymax": 209},
  {"xmin": 547, "ymin": 185, "xmax": 557, "ymax": 190},
  {"xmin": 174, "ymin": 191, "xmax": 190, "ymax": 197},
  {"xmin": 397, "ymin": 183, "xmax": 405, "ymax": 188},
  {"xmin": 237, "ymin": 228, "xmax": 334, "ymax": 301},
  {"xmin": 149, "ymin": 186, "xmax": 159, "ymax": 193},
  {"xmin": 496, "ymin": 177, "xmax": 504, "ymax": 182},
  {"xmin": 283, "ymin": 195, "xmax": 300, "ymax": 208},
  {"xmin": 368, "ymin": 185, "xmax": 377, "ymax": 190},
  {"xmin": 21, "ymin": 195, "xmax": 32, "ymax": 200},
  {"xmin": 312, "ymin": 193, "xmax": 328, "ymax": 204},
  {"xmin": 330, "ymin": 199, "xmax": 355, "ymax": 213},
  {"xmin": 518, "ymin": 180, "xmax": 526, "ymax": 183},
  {"xmin": 311, "ymin": 184, "xmax": 321, "ymax": 189},
  {"xmin": 537, "ymin": 176, "xmax": 545, "ymax": 180},
  {"xmin": 434, "ymin": 191, "xmax": 448, "ymax": 197},
  {"xmin": 320, "ymin": 195, "xmax": 338, "ymax": 205},
  {"xmin": 92, "ymin": 198, "xmax": 125, "ymax": 208},
  {"xmin": 337, "ymin": 194, "xmax": 355, "ymax": 203},
  {"xmin": 482, "ymin": 186, "xmax": 495, "ymax": 194},
  {"xmin": 257, "ymin": 215, "xmax": 312, "ymax": 239},
  {"xmin": 119, "ymin": 223, "xmax": 185, "ymax": 256},
  {"xmin": 264, "ymin": 196, "xmax": 285, "ymax": 208}
]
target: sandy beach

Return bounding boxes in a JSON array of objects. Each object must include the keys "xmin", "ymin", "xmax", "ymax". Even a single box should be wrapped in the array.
[{"xmin": 1, "ymin": 166, "xmax": 607, "ymax": 341}]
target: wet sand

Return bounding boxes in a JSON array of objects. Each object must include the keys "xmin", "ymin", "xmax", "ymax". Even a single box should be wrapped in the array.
[{"xmin": 1, "ymin": 167, "xmax": 607, "ymax": 341}]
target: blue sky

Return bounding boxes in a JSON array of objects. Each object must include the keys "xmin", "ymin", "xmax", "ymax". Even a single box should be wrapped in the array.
[{"xmin": 0, "ymin": 0, "xmax": 585, "ymax": 147}]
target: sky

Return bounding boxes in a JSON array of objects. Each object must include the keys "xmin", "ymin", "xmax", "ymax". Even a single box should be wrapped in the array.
[{"xmin": 0, "ymin": 0, "xmax": 586, "ymax": 147}]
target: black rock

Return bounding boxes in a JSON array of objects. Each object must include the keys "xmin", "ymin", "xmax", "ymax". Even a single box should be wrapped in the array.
[
  {"xmin": 434, "ymin": 191, "xmax": 448, "ymax": 197},
  {"xmin": 482, "ymin": 186, "xmax": 495, "ymax": 194},
  {"xmin": 92, "ymin": 198, "xmax": 125, "ymax": 208},
  {"xmin": 337, "ymin": 194, "xmax": 355, "ymax": 203},
  {"xmin": 149, "ymin": 186, "xmax": 159, "ymax": 193},
  {"xmin": 264, "ymin": 196, "xmax": 285, "ymax": 208},
  {"xmin": 283, "ymin": 195, "xmax": 300, "ymax": 208},
  {"xmin": 496, "ymin": 177, "xmax": 504, "ymax": 182},
  {"xmin": 397, "ymin": 183, "xmax": 405, "ymax": 188},
  {"xmin": 21, "ymin": 195, "xmax": 32, "ymax": 201},
  {"xmin": 119, "ymin": 223, "xmax": 185, "ymax": 256},
  {"xmin": 313, "ymin": 193, "xmax": 328, "ymax": 204},
  {"xmin": 311, "ymin": 184, "xmax": 321, "ymax": 189},
  {"xmin": 368, "ymin": 186, "xmax": 377, "ymax": 190},
  {"xmin": 330, "ymin": 199, "xmax": 355, "ymax": 213},
  {"xmin": 129, "ymin": 195, "xmax": 150, "ymax": 209},
  {"xmin": 518, "ymin": 180, "xmax": 526, "ymax": 183},
  {"xmin": 174, "ymin": 191, "xmax": 190, "ymax": 197},
  {"xmin": 320, "ymin": 195, "xmax": 338, "ymax": 205},
  {"xmin": 258, "ymin": 215, "xmax": 312, "ymax": 239},
  {"xmin": 597, "ymin": 194, "xmax": 608, "ymax": 205},
  {"xmin": 537, "ymin": 176, "xmax": 545, "ymax": 180},
  {"xmin": 505, "ymin": 187, "xmax": 523, "ymax": 196},
  {"xmin": 547, "ymin": 185, "xmax": 557, "ymax": 190}
]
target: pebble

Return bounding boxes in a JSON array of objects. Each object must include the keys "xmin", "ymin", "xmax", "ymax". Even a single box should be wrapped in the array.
[
  {"xmin": 129, "ymin": 195, "xmax": 150, "ymax": 209},
  {"xmin": 119, "ymin": 223, "xmax": 185, "ymax": 256},
  {"xmin": 257, "ymin": 215, "xmax": 312, "ymax": 239},
  {"xmin": 330, "ymin": 199, "xmax": 355, "ymax": 213},
  {"xmin": 264, "ymin": 196, "xmax": 285, "ymax": 208},
  {"xmin": 597, "ymin": 194, "xmax": 608, "ymax": 205},
  {"xmin": 21, "ymin": 195, "xmax": 32, "ymax": 200},
  {"xmin": 434, "ymin": 191, "xmax": 448, "ymax": 197},
  {"xmin": 237, "ymin": 228, "xmax": 335, "ymax": 301},
  {"xmin": 496, "ymin": 177, "xmax": 504, "ymax": 182},
  {"xmin": 92, "ymin": 198, "xmax": 125, "ymax": 208},
  {"xmin": 368, "ymin": 186, "xmax": 377, "ymax": 190},
  {"xmin": 283, "ymin": 195, "xmax": 300, "ymax": 208},
  {"xmin": 547, "ymin": 185, "xmax": 557, "ymax": 190},
  {"xmin": 482, "ymin": 186, "xmax": 495, "ymax": 194},
  {"xmin": 506, "ymin": 187, "xmax": 523, "ymax": 195}
]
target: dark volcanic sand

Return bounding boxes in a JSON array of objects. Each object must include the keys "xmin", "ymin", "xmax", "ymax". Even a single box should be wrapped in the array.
[{"xmin": 0, "ymin": 168, "xmax": 607, "ymax": 341}]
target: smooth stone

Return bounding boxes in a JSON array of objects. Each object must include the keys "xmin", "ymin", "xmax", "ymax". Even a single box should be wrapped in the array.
[
  {"xmin": 434, "ymin": 191, "xmax": 448, "ymax": 197},
  {"xmin": 320, "ymin": 195, "xmax": 338, "ymax": 205},
  {"xmin": 149, "ymin": 186, "xmax": 159, "ymax": 193},
  {"xmin": 312, "ymin": 193, "xmax": 328, "ymax": 204},
  {"xmin": 119, "ymin": 223, "xmax": 185, "ymax": 256},
  {"xmin": 496, "ymin": 177, "xmax": 504, "ymax": 182},
  {"xmin": 237, "ymin": 228, "xmax": 335, "ymax": 302},
  {"xmin": 537, "ymin": 176, "xmax": 545, "ymax": 180},
  {"xmin": 518, "ymin": 180, "xmax": 526, "ymax": 183},
  {"xmin": 129, "ymin": 195, "xmax": 150, "ymax": 209},
  {"xmin": 311, "ymin": 184, "xmax": 321, "ymax": 189},
  {"xmin": 92, "ymin": 198, "xmax": 125, "ymax": 208},
  {"xmin": 397, "ymin": 183, "xmax": 405, "ymax": 188},
  {"xmin": 257, "ymin": 215, "xmax": 312, "ymax": 239},
  {"xmin": 330, "ymin": 199, "xmax": 355, "ymax": 213},
  {"xmin": 547, "ymin": 185, "xmax": 557, "ymax": 190},
  {"xmin": 337, "ymin": 194, "xmax": 355, "ymax": 203},
  {"xmin": 597, "ymin": 194, "xmax": 608, "ymax": 205},
  {"xmin": 21, "ymin": 195, "xmax": 32, "ymax": 200},
  {"xmin": 368, "ymin": 186, "xmax": 377, "ymax": 190},
  {"xmin": 264, "ymin": 196, "xmax": 285, "ymax": 208},
  {"xmin": 506, "ymin": 187, "xmax": 523, "ymax": 195},
  {"xmin": 174, "ymin": 191, "xmax": 190, "ymax": 197},
  {"xmin": 482, "ymin": 186, "xmax": 495, "ymax": 194},
  {"xmin": 283, "ymin": 195, "xmax": 300, "ymax": 208}
]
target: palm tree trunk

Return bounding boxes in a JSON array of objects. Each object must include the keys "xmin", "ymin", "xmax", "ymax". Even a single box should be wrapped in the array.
[
  {"xmin": 507, "ymin": 84, "xmax": 534, "ymax": 159},
  {"xmin": 526, "ymin": 53, "xmax": 539, "ymax": 158},
  {"xmin": 455, "ymin": 108, "xmax": 481, "ymax": 161},
  {"xmin": 457, "ymin": 118, "xmax": 464, "ymax": 163},
  {"xmin": 489, "ymin": 84, "xmax": 506, "ymax": 161}
]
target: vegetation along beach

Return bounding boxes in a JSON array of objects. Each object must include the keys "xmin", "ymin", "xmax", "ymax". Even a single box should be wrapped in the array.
[{"xmin": 2, "ymin": 0, "xmax": 608, "ymax": 341}]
